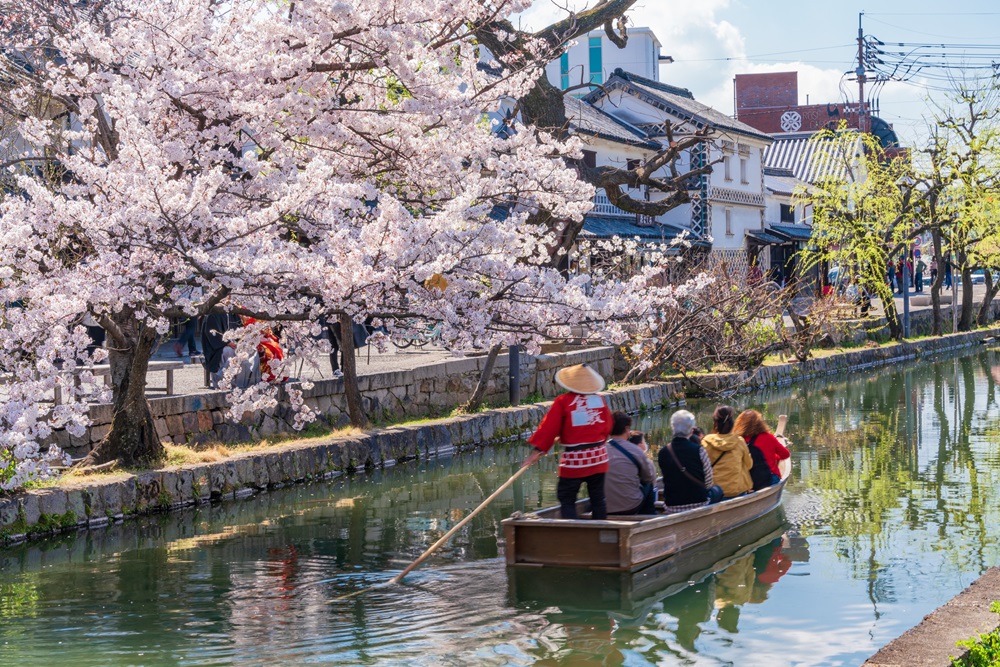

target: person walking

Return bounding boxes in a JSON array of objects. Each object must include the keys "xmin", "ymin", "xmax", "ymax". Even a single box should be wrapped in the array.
[
  {"xmin": 915, "ymin": 256, "xmax": 926, "ymax": 293},
  {"xmin": 522, "ymin": 364, "xmax": 612, "ymax": 520},
  {"xmin": 174, "ymin": 317, "xmax": 199, "ymax": 358}
]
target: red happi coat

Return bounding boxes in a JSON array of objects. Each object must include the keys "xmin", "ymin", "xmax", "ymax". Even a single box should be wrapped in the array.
[{"xmin": 528, "ymin": 392, "xmax": 612, "ymax": 479}]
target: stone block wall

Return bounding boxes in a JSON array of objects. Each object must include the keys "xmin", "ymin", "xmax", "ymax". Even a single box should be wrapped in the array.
[
  {"xmin": 58, "ymin": 347, "xmax": 616, "ymax": 458},
  {"xmin": 2, "ymin": 379, "xmax": 683, "ymax": 544},
  {"xmin": 689, "ymin": 327, "xmax": 999, "ymax": 394}
]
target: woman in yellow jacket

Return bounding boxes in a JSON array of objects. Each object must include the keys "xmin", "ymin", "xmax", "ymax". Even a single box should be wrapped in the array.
[{"xmin": 700, "ymin": 405, "xmax": 753, "ymax": 498}]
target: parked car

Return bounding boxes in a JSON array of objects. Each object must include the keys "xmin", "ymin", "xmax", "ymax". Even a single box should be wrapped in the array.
[{"xmin": 955, "ymin": 269, "xmax": 997, "ymax": 286}]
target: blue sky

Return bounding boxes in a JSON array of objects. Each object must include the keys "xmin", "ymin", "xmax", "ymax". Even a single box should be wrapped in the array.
[{"xmin": 516, "ymin": 1, "xmax": 1000, "ymax": 147}]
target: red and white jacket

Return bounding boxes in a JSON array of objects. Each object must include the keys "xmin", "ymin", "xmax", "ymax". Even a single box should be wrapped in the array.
[{"xmin": 528, "ymin": 392, "xmax": 612, "ymax": 479}]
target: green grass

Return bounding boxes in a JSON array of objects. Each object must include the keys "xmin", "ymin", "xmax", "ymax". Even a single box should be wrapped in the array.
[{"xmin": 951, "ymin": 601, "xmax": 1000, "ymax": 667}]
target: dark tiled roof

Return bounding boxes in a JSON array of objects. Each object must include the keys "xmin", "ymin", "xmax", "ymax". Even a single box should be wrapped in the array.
[
  {"xmin": 581, "ymin": 215, "xmax": 705, "ymax": 245},
  {"xmin": 595, "ymin": 69, "xmax": 773, "ymax": 143},
  {"xmin": 768, "ymin": 222, "xmax": 814, "ymax": 242},
  {"xmin": 746, "ymin": 229, "xmax": 786, "ymax": 245},
  {"xmin": 563, "ymin": 96, "xmax": 661, "ymax": 150}
]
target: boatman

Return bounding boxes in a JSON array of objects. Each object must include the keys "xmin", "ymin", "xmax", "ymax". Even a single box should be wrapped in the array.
[{"xmin": 522, "ymin": 364, "xmax": 612, "ymax": 520}]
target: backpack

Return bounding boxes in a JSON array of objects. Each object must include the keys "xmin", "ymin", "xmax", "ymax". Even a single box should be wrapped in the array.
[{"xmin": 747, "ymin": 434, "xmax": 772, "ymax": 491}]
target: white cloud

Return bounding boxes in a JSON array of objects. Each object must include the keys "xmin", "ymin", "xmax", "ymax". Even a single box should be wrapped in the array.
[{"xmin": 514, "ymin": 0, "xmax": 931, "ymax": 146}]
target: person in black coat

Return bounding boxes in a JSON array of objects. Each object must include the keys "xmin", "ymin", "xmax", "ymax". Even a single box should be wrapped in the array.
[
  {"xmin": 658, "ymin": 410, "xmax": 723, "ymax": 514},
  {"xmin": 201, "ymin": 312, "xmax": 259, "ymax": 388}
]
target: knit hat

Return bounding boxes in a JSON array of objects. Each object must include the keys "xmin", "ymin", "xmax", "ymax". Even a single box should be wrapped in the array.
[{"xmin": 555, "ymin": 363, "xmax": 605, "ymax": 395}]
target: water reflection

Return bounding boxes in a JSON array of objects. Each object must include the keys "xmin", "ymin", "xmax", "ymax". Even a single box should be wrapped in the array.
[{"xmin": 0, "ymin": 347, "xmax": 999, "ymax": 665}]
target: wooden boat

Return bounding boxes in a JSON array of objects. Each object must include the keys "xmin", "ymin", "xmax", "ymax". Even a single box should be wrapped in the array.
[
  {"xmin": 503, "ymin": 415, "xmax": 793, "ymax": 573},
  {"xmin": 502, "ymin": 473, "xmax": 788, "ymax": 572},
  {"xmin": 507, "ymin": 508, "xmax": 790, "ymax": 615}
]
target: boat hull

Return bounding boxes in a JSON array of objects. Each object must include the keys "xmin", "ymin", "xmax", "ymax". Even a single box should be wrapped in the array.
[
  {"xmin": 507, "ymin": 508, "xmax": 789, "ymax": 616},
  {"xmin": 501, "ymin": 478, "xmax": 787, "ymax": 571}
]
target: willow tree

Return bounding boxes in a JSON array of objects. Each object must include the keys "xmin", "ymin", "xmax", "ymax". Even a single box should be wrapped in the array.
[
  {"xmin": 795, "ymin": 128, "xmax": 918, "ymax": 340},
  {"xmin": 928, "ymin": 81, "xmax": 1000, "ymax": 330}
]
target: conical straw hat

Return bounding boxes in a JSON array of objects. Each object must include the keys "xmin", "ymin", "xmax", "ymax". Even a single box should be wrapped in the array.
[{"xmin": 555, "ymin": 363, "xmax": 605, "ymax": 395}]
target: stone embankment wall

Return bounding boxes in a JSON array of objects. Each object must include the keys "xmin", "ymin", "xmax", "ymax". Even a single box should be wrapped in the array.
[
  {"xmin": 0, "ymin": 380, "xmax": 683, "ymax": 544},
  {"xmin": 57, "ymin": 347, "xmax": 615, "ymax": 458},
  {"xmin": 690, "ymin": 328, "xmax": 999, "ymax": 394},
  {"xmin": 10, "ymin": 327, "xmax": 999, "ymax": 546},
  {"xmin": 862, "ymin": 567, "xmax": 1000, "ymax": 667}
]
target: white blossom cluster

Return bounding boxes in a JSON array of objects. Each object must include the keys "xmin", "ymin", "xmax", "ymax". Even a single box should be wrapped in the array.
[{"xmin": 0, "ymin": 0, "xmax": 710, "ymax": 488}]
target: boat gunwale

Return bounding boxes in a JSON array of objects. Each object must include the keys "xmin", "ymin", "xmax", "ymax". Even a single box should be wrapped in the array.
[{"xmin": 501, "ymin": 477, "xmax": 787, "ymax": 533}]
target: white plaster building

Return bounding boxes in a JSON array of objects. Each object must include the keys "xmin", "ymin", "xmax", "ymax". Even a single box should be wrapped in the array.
[
  {"xmin": 544, "ymin": 27, "xmax": 666, "ymax": 91},
  {"xmin": 574, "ymin": 67, "xmax": 774, "ymax": 271}
]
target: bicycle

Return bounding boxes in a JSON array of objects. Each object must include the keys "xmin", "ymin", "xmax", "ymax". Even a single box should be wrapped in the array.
[{"xmin": 392, "ymin": 321, "xmax": 442, "ymax": 349}]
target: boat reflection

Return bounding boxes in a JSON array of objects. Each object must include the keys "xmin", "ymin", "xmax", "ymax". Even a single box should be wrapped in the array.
[{"xmin": 509, "ymin": 507, "xmax": 809, "ymax": 636}]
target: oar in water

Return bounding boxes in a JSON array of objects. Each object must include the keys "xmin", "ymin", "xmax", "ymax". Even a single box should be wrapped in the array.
[{"xmin": 388, "ymin": 462, "xmax": 534, "ymax": 585}]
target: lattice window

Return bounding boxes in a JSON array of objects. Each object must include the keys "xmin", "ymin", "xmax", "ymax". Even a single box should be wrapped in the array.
[
  {"xmin": 708, "ymin": 187, "xmax": 765, "ymax": 207},
  {"xmin": 689, "ymin": 144, "xmax": 709, "ymax": 237},
  {"xmin": 708, "ymin": 248, "xmax": 750, "ymax": 277}
]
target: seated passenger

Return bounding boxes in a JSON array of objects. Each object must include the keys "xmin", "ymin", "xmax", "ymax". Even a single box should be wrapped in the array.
[
  {"xmin": 734, "ymin": 410, "xmax": 791, "ymax": 490},
  {"xmin": 701, "ymin": 405, "xmax": 753, "ymax": 498},
  {"xmin": 605, "ymin": 412, "xmax": 656, "ymax": 515},
  {"xmin": 658, "ymin": 410, "xmax": 724, "ymax": 514}
]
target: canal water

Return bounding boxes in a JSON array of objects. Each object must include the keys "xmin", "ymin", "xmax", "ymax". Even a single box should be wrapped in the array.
[{"xmin": 3, "ymin": 348, "xmax": 1000, "ymax": 666}]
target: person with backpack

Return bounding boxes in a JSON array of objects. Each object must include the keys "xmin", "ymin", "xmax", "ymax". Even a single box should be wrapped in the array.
[
  {"xmin": 522, "ymin": 364, "xmax": 612, "ymax": 520},
  {"xmin": 701, "ymin": 405, "xmax": 753, "ymax": 499},
  {"xmin": 604, "ymin": 412, "xmax": 656, "ymax": 515},
  {"xmin": 734, "ymin": 410, "xmax": 790, "ymax": 490}
]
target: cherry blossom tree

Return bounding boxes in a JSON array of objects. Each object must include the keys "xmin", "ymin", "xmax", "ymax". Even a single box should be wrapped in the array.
[{"xmin": 0, "ymin": 0, "xmax": 714, "ymax": 483}]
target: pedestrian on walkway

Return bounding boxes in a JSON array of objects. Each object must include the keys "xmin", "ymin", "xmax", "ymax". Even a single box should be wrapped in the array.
[
  {"xmin": 174, "ymin": 317, "xmax": 198, "ymax": 357},
  {"xmin": 915, "ymin": 257, "xmax": 926, "ymax": 293},
  {"xmin": 930, "ymin": 258, "xmax": 938, "ymax": 286},
  {"xmin": 945, "ymin": 260, "xmax": 953, "ymax": 289}
]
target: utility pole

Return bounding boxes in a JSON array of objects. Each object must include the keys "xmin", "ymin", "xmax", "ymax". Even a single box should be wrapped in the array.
[
  {"xmin": 902, "ymin": 255, "xmax": 911, "ymax": 338},
  {"xmin": 508, "ymin": 344, "xmax": 521, "ymax": 406},
  {"xmin": 855, "ymin": 12, "xmax": 867, "ymax": 134}
]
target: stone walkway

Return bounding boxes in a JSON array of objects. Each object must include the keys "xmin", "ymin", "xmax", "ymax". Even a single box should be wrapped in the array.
[
  {"xmin": 127, "ymin": 282, "xmax": 994, "ymax": 400},
  {"xmin": 149, "ymin": 342, "xmax": 458, "ymax": 397}
]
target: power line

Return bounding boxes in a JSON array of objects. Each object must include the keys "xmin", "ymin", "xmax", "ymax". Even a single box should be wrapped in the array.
[{"xmin": 674, "ymin": 44, "xmax": 855, "ymax": 63}]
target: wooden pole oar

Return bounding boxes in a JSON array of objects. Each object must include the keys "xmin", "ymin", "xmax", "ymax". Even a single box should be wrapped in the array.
[
  {"xmin": 775, "ymin": 414, "xmax": 788, "ymax": 437},
  {"xmin": 775, "ymin": 414, "xmax": 791, "ymax": 479},
  {"xmin": 388, "ymin": 463, "xmax": 534, "ymax": 585}
]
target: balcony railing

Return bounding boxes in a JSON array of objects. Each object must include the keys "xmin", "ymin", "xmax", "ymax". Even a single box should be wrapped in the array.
[
  {"xmin": 592, "ymin": 193, "xmax": 632, "ymax": 218},
  {"xmin": 592, "ymin": 193, "xmax": 660, "ymax": 228}
]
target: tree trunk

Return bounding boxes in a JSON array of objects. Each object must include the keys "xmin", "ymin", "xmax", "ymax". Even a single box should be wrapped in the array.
[
  {"xmin": 880, "ymin": 291, "xmax": 903, "ymax": 340},
  {"xmin": 930, "ymin": 232, "xmax": 944, "ymax": 335},
  {"xmin": 82, "ymin": 323, "xmax": 162, "ymax": 467},
  {"xmin": 959, "ymin": 265, "xmax": 974, "ymax": 331},
  {"xmin": 461, "ymin": 344, "xmax": 502, "ymax": 413},
  {"xmin": 339, "ymin": 313, "xmax": 369, "ymax": 428},
  {"xmin": 977, "ymin": 272, "xmax": 999, "ymax": 327}
]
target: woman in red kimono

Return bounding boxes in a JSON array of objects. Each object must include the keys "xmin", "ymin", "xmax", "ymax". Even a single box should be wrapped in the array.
[
  {"xmin": 522, "ymin": 364, "xmax": 612, "ymax": 520},
  {"xmin": 240, "ymin": 316, "xmax": 286, "ymax": 383}
]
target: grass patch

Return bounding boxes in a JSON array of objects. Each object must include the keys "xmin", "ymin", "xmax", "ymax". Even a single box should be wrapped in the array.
[{"xmin": 951, "ymin": 601, "xmax": 1000, "ymax": 667}]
